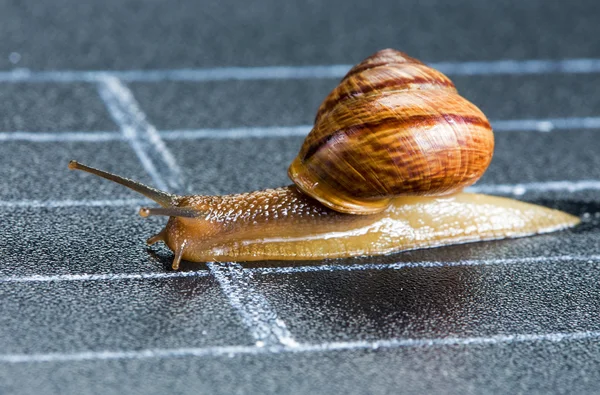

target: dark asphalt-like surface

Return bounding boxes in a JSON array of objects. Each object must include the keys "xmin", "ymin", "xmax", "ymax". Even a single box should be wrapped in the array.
[{"xmin": 1, "ymin": 1, "xmax": 600, "ymax": 394}]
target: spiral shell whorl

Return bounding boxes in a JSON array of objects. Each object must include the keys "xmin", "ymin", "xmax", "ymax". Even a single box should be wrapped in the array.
[{"xmin": 289, "ymin": 49, "xmax": 494, "ymax": 215}]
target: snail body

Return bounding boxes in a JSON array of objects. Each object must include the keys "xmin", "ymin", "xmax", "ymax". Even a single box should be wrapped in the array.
[
  {"xmin": 68, "ymin": 162, "xmax": 578, "ymax": 270},
  {"xmin": 68, "ymin": 49, "xmax": 580, "ymax": 270},
  {"xmin": 152, "ymin": 188, "xmax": 578, "ymax": 266}
]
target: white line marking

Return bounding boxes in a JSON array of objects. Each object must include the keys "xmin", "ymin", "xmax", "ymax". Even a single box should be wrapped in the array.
[
  {"xmin": 2, "ymin": 116, "xmax": 599, "ymax": 143},
  {"xmin": 0, "ymin": 131, "xmax": 121, "ymax": 142},
  {"xmin": 0, "ymin": 69, "xmax": 108, "ymax": 82},
  {"xmin": 433, "ymin": 58, "xmax": 600, "ymax": 76},
  {"xmin": 0, "ymin": 179, "xmax": 595, "ymax": 210},
  {"xmin": 159, "ymin": 116, "xmax": 600, "ymax": 140},
  {"xmin": 0, "ymin": 66, "xmax": 351, "ymax": 83},
  {"xmin": 1, "ymin": 329, "xmax": 599, "ymax": 363},
  {"xmin": 96, "ymin": 76, "xmax": 185, "ymax": 192},
  {"xmin": 2, "ymin": 58, "xmax": 600, "ymax": 83},
  {"xmin": 1, "ymin": 254, "xmax": 595, "ymax": 285},
  {"xmin": 161, "ymin": 125, "xmax": 311, "ymax": 140},
  {"xmin": 0, "ymin": 198, "xmax": 149, "ymax": 209},
  {"xmin": 492, "ymin": 117, "xmax": 600, "ymax": 132},
  {"xmin": 207, "ymin": 262, "xmax": 298, "ymax": 347},
  {"xmin": 468, "ymin": 180, "xmax": 600, "ymax": 196},
  {"xmin": 0, "ymin": 270, "xmax": 209, "ymax": 284},
  {"xmin": 248, "ymin": 255, "xmax": 599, "ymax": 276}
]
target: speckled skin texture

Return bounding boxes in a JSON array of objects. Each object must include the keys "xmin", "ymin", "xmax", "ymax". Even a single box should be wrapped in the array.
[
  {"xmin": 155, "ymin": 187, "xmax": 579, "ymax": 265},
  {"xmin": 289, "ymin": 49, "xmax": 494, "ymax": 214},
  {"xmin": 69, "ymin": 163, "xmax": 578, "ymax": 268}
]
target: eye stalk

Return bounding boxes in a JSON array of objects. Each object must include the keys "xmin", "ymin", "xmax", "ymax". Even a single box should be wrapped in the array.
[
  {"xmin": 139, "ymin": 207, "xmax": 205, "ymax": 219},
  {"xmin": 69, "ymin": 160, "xmax": 175, "ymax": 207}
]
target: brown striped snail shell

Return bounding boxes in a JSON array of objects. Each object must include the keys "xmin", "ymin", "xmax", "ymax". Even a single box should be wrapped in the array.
[{"xmin": 289, "ymin": 48, "xmax": 494, "ymax": 214}]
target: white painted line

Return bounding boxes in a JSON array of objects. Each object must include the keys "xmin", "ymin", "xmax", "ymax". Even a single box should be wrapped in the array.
[
  {"xmin": 0, "ymin": 179, "xmax": 597, "ymax": 210},
  {"xmin": 96, "ymin": 76, "xmax": 185, "ymax": 192},
  {"xmin": 492, "ymin": 117, "xmax": 600, "ymax": 132},
  {"xmin": 0, "ymin": 131, "xmax": 121, "ymax": 142},
  {"xmin": 0, "ymin": 66, "xmax": 351, "ymax": 83},
  {"xmin": 468, "ymin": 180, "xmax": 600, "ymax": 196},
  {"xmin": 2, "ymin": 116, "xmax": 599, "ymax": 143},
  {"xmin": 159, "ymin": 116, "xmax": 600, "ymax": 140},
  {"xmin": 207, "ymin": 262, "xmax": 298, "ymax": 348},
  {"xmin": 3, "ymin": 58, "xmax": 600, "ymax": 83},
  {"xmin": 0, "ymin": 270, "xmax": 209, "ymax": 284},
  {"xmin": 0, "ymin": 198, "xmax": 149, "ymax": 209},
  {"xmin": 304, "ymin": 330, "xmax": 600, "ymax": 352},
  {"xmin": 432, "ymin": 58, "xmax": 600, "ymax": 76},
  {"xmin": 108, "ymin": 65, "xmax": 353, "ymax": 81},
  {"xmin": 248, "ymin": 255, "xmax": 599, "ymax": 276},
  {"xmin": 0, "ymin": 345, "xmax": 262, "ymax": 363},
  {"xmin": 0, "ymin": 69, "xmax": 109, "ymax": 83},
  {"xmin": 161, "ymin": 125, "xmax": 312, "ymax": 140},
  {"xmin": 0, "ymin": 254, "xmax": 596, "ymax": 284},
  {"xmin": 2, "ymin": 329, "xmax": 599, "ymax": 363}
]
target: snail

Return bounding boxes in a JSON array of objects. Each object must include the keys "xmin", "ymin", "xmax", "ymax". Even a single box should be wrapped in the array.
[{"xmin": 68, "ymin": 49, "xmax": 580, "ymax": 270}]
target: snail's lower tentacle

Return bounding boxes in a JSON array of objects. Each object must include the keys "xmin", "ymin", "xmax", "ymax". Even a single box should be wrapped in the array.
[
  {"xmin": 146, "ymin": 230, "xmax": 166, "ymax": 246},
  {"xmin": 172, "ymin": 240, "xmax": 187, "ymax": 270}
]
